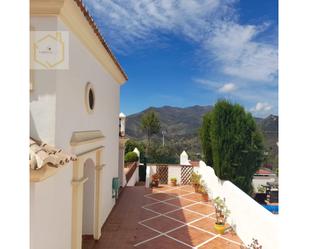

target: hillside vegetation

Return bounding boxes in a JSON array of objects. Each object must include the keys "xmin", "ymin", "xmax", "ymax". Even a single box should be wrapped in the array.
[{"xmin": 126, "ymin": 105, "xmax": 278, "ymax": 168}]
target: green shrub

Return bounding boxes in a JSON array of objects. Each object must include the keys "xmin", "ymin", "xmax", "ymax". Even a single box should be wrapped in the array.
[
  {"xmin": 125, "ymin": 151, "xmax": 139, "ymax": 163},
  {"xmin": 125, "ymin": 139, "xmax": 146, "ymax": 163}
]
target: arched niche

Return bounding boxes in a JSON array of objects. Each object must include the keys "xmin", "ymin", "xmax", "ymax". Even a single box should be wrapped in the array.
[{"xmin": 70, "ymin": 130, "xmax": 105, "ymax": 249}]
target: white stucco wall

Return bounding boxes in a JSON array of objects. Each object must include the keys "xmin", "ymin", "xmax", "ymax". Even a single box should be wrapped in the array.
[
  {"xmin": 82, "ymin": 159, "xmax": 96, "ymax": 235},
  {"xmin": 30, "ymin": 165, "xmax": 72, "ymax": 249},
  {"xmin": 168, "ymin": 166, "xmax": 182, "ymax": 184},
  {"xmin": 30, "ymin": 16, "xmax": 121, "ymax": 249},
  {"xmin": 118, "ymin": 145, "xmax": 125, "ymax": 187},
  {"xmin": 196, "ymin": 161, "xmax": 278, "ymax": 249},
  {"xmin": 53, "ymin": 17, "xmax": 120, "ymax": 228},
  {"xmin": 30, "ymin": 17, "xmax": 58, "ymax": 145},
  {"xmin": 126, "ymin": 166, "xmax": 139, "ymax": 186},
  {"xmin": 145, "ymin": 165, "xmax": 157, "ymax": 188}
]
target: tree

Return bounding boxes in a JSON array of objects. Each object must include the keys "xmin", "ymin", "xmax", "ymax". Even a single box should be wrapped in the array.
[
  {"xmin": 200, "ymin": 100, "xmax": 264, "ymax": 194},
  {"xmin": 200, "ymin": 112, "xmax": 213, "ymax": 166},
  {"xmin": 147, "ymin": 143, "xmax": 178, "ymax": 164},
  {"xmin": 141, "ymin": 110, "xmax": 161, "ymax": 156}
]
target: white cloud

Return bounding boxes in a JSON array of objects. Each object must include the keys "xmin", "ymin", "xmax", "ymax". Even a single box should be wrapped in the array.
[
  {"xmin": 250, "ymin": 102, "xmax": 273, "ymax": 114},
  {"xmin": 195, "ymin": 79, "xmax": 237, "ymax": 93},
  {"xmin": 84, "ymin": 0, "xmax": 277, "ymax": 82},
  {"xmin": 205, "ymin": 22, "xmax": 278, "ymax": 82},
  {"xmin": 195, "ymin": 79, "xmax": 219, "ymax": 89},
  {"xmin": 195, "ymin": 78, "xmax": 277, "ymax": 115},
  {"xmin": 218, "ymin": 83, "xmax": 237, "ymax": 93},
  {"xmin": 85, "ymin": 0, "xmax": 232, "ymax": 49}
]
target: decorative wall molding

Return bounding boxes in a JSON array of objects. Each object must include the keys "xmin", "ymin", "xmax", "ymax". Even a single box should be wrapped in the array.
[
  {"xmin": 30, "ymin": 164, "xmax": 60, "ymax": 182},
  {"xmin": 71, "ymin": 177, "xmax": 88, "ymax": 186},
  {"xmin": 70, "ymin": 130, "xmax": 104, "ymax": 147}
]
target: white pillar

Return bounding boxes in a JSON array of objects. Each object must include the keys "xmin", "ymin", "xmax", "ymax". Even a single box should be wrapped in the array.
[
  {"xmin": 133, "ymin": 148, "xmax": 140, "ymax": 182},
  {"xmin": 119, "ymin": 113, "xmax": 126, "ymax": 137},
  {"xmin": 180, "ymin": 150, "xmax": 191, "ymax": 165},
  {"xmin": 133, "ymin": 147, "xmax": 140, "ymax": 158}
]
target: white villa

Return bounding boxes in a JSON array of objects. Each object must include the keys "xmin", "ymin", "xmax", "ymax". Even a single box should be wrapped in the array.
[
  {"xmin": 29, "ymin": 1, "xmax": 279, "ymax": 249},
  {"xmin": 30, "ymin": 0, "xmax": 128, "ymax": 249}
]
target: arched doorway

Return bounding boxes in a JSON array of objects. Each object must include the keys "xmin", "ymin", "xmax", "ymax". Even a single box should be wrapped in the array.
[
  {"xmin": 82, "ymin": 158, "xmax": 95, "ymax": 237},
  {"xmin": 70, "ymin": 130, "xmax": 105, "ymax": 249}
]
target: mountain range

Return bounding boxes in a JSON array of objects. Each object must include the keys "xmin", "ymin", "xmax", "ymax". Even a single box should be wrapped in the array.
[{"xmin": 126, "ymin": 105, "xmax": 278, "ymax": 167}]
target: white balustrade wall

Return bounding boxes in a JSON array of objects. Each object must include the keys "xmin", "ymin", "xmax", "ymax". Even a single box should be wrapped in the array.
[
  {"xmin": 145, "ymin": 165, "xmax": 182, "ymax": 187},
  {"xmin": 195, "ymin": 161, "xmax": 278, "ymax": 249},
  {"xmin": 145, "ymin": 165, "xmax": 157, "ymax": 187},
  {"xmin": 126, "ymin": 165, "xmax": 139, "ymax": 186}
]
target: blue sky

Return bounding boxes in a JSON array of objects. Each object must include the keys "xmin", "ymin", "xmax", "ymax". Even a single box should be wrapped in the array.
[{"xmin": 84, "ymin": 0, "xmax": 278, "ymax": 117}]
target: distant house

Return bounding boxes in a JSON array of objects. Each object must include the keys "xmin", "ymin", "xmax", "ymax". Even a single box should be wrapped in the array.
[
  {"xmin": 30, "ymin": 1, "xmax": 127, "ymax": 249},
  {"xmin": 252, "ymin": 168, "xmax": 277, "ymax": 192}
]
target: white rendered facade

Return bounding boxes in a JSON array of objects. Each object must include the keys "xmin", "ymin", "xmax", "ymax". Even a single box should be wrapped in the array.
[{"xmin": 30, "ymin": 9, "xmax": 126, "ymax": 249}]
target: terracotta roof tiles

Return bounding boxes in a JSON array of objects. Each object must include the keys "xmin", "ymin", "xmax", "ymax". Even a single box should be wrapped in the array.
[{"xmin": 29, "ymin": 138, "xmax": 76, "ymax": 170}]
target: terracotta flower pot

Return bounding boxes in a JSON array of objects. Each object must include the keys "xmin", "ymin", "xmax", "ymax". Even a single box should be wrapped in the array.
[
  {"xmin": 171, "ymin": 180, "xmax": 177, "ymax": 186},
  {"xmin": 152, "ymin": 180, "xmax": 159, "ymax": 188},
  {"xmin": 201, "ymin": 193, "xmax": 209, "ymax": 201},
  {"xmin": 193, "ymin": 184, "xmax": 200, "ymax": 192}
]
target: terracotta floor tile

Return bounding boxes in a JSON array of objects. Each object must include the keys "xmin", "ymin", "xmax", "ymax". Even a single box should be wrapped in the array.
[
  {"xmin": 178, "ymin": 185, "xmax": 195, "ymax": 192},
  {"xmin": 141, "ymin": 215, "xmax": 184, "ymax": 233},
  {"xmin": 220, "ymin": 228, "xmax": 243, "ymax": 243},
  {"xmin": 164, "ymin": 188, "xmax": 191, "ymax": 196},
  {"xmin": 139, "ymin": 208, "xmax": 159, "ymax": 220},
  {"xmin": 151, "ymin": 184, "xmax": 172, "ymax": 192},
  {"xmin": 135, "ymin": 235, "xmax": 189, "ymax": 249},
  {"xmin": 147, "ymin": 192, "xmax": 176, "ymax": 201},
  {"xmin": 166, "ymin": 209, "xmax": 203, "ymax": 223},
  {"xmin": 91, "ymin": 185, "xmax": 242, "ymax": 249},
  {"xmin": 145, "ymin": 202, "xmax": 179, "ymax": 214},
  {"xmin": 143, "ymin": 197, "xmax": 159, "ymax": 205},
  {"xmin": 190, "ymin": 217, "xmax": 217, "ymax": 234},
  {"xmin": 167, "ymin": 226, "xmax": 214, "ymax": 247},
  {"xmin": 209, "ymin": 213, "xmax": 216, "ymax": 219},
  {"xmin": 185, "ymin": 203, "xmax": 215, "ymax": 215},
  {"xmin": 165, "ymin": 197, "xmax": 196, "ymax": 208},
  {"xmin": 82, "ymin": 237, "xmax": 95, "ymax": 249},
  {"xmin": 133, "ymin": 224, "xmax": 160, "ymax": 244},
  {"xmin": 182, "ymin": 193, "xmax": 210, "ymax": 202},
  {"xmin": 199, "ymin": 237, "xmax": 240, "ymax": 249}
]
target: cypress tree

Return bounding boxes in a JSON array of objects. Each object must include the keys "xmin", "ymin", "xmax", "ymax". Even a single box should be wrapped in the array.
[
  {"xmin": 200, "ymin": 100, "xmax": 264, "ymax": 194},
  {"xmin": 200, "ymin": 112, "xmax": 213, "ymax": 166}
]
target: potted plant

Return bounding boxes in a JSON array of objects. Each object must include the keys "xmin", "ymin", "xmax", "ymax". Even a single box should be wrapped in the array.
[
  {"xmin": 191, "ymin": 172, "xmax": 202, "ymax": 192},
  {"xmin": 170, "ymin": 177, "xmax": 177, "ymax": 186},
  {"xmin": 213, "ymin": 196, "xmax": 230, "ymax": 234},
  {"xmin": 198, "ymin": 181, "xmax": 209, "ymax": 201},
  {"xmin": 240, "ymin": 238, "xmax": 262, "ymax": 249},
  {"xmin": 151, "ymin": 173, "xmax": 159, "ymax": 188}
]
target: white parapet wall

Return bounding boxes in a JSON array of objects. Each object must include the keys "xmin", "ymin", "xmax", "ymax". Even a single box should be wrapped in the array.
[
  {"xmin": 126, "ymin": 165, "xmax": 139, "ymax": 187},
  {"xmin": 168, "ymin": 165, "xmax": 182, "ymax": 185},
  {"xmin": 195, "ymin": 161, "xmax": 279, "ymax": 249},
  {"xmin": 145, "ymin": 165, "xmax": 157, "ymax": 187}
]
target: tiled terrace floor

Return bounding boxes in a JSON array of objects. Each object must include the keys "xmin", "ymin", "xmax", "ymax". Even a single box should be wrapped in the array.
[{"xmin": 83, "ymin": 184, "xmax": 243, "ymax": 249}]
